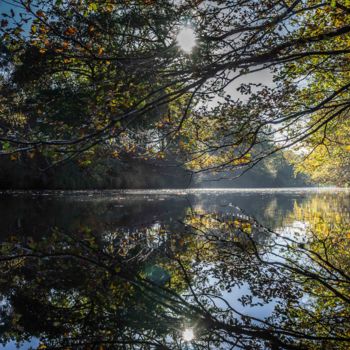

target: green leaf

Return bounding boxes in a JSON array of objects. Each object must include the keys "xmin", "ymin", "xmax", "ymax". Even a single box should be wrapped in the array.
[{"xmin": 2, "ymin": 141, "xmax": 10, "ymax": 151}]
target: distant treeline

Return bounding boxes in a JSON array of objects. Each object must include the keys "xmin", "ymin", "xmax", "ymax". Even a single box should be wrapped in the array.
[
  {"xmin": 0, "ymin": 155, "xmax": 192, "ymax": 190},
  {"xmin": 195, "ymin": 153, "xmax": 309, "ymax": 188},
  {"xmin": 0, "ymin": 152, "xmax": 309, "ymax": 190}
]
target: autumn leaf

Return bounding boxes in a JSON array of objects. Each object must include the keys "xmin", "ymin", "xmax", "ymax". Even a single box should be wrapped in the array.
[
  {"xmin": 1, "ymin": 19, "xmax": 8, "ymax": 27},
  {"xmin": 97, "ymin": 47, "xmax": 104, "ymax": 56},
  {"xmin": 64, "ymin": 27, "xmax": 77, "ymax": 36},
  {"xmin": 88, "ymin": 25, "xmax": 95, "ymax": 35},
  {"xmin": 28, "ymin": 152, "xmax": 35, "ymax": 159},
  {"xmin": 36, "ymin": 10, "xmax": 45, "ymax": 17},
  {"xmin": 104, "ymin": 3, "xmax": 114, "ymax": 12},
  {"xmin": 88, "ymin": 2, "xmax": 98, "ymax": 11}
]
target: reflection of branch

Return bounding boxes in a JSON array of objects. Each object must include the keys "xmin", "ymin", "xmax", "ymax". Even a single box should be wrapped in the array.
[
  {"xmin": 176, "ymin": 257, "xmax": 214, "ymax": 318},
  {"xmin": 1, "ymin": 207, "xmax": 350, "ymax": 349}
]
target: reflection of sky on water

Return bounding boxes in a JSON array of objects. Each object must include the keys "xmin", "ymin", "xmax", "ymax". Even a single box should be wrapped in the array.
[
  {"xmin": 209, "ymin": 278, "xmax": 279, "ymax": 321},
  {"xmin": 3, "ymin": 339, "xmax": 39, "ymax": 350}
]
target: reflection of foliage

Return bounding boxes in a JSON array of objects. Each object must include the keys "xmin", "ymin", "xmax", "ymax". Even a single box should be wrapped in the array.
[
  {"xmin": 291, "ymin": 195, "xmax": 350, "ymax": 235},
  {"xmin": 279, "ymin": 195, "xmax": 350, "ymax": 349},
  {"xmin": 0, "ymin": 198, "xmax": 350, "ymax": 349}
]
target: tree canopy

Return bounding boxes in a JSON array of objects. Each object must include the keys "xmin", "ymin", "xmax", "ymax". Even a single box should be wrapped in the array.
[{"xmin": 0, "ymin": 0, "xmax": 349, "ymax": 180}]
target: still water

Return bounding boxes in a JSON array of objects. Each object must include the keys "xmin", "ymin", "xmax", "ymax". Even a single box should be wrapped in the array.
[{"xmin": 0, "ymin": 188, "xmax": 349, "ymax": 349}]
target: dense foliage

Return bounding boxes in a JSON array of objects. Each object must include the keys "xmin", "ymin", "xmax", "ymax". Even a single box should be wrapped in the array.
[
  {"xmin": 0, "ymin": 0, "xmax": 349, "ymax": 184},
  {"xmin": 285, "ymin": 4, "xmax": 350, "ymax": 185}
]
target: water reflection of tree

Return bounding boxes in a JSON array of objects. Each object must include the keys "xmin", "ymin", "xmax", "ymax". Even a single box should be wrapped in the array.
[
  {"xmin": 0, "ymin": 206, "xmax": 349, "ymax": 349},
  {"xmin": 280, "ymin": 195, "xmax": 350, "ymax": 349}
]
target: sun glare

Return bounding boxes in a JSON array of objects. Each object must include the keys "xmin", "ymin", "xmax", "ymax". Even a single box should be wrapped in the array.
[
  {"xmin": 182, "ymin": 328, "xmax": 195, "ymax": 342},
  {"xmin": 177, "ymin": 27, "xmax": 196, "ymax": 53}
]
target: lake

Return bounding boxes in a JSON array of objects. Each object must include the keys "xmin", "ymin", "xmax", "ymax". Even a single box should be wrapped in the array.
[{"xmin": 0, "ymin": 188, "xmax": 349, "ymax": 350}]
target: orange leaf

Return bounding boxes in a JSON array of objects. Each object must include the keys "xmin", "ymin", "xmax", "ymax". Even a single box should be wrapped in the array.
[
  {"xmin": 36, "ymin": 10, "xmax": 45, "ymax": 18},
  {"xmin": 64, "ymin": 27, "xmax": 77, "ymax": 36}
]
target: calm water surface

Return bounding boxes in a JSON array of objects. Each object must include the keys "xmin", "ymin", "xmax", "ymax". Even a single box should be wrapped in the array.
[{"xmin": 0, "ymin": 188, "xmax": 349, "ymax": 349}]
